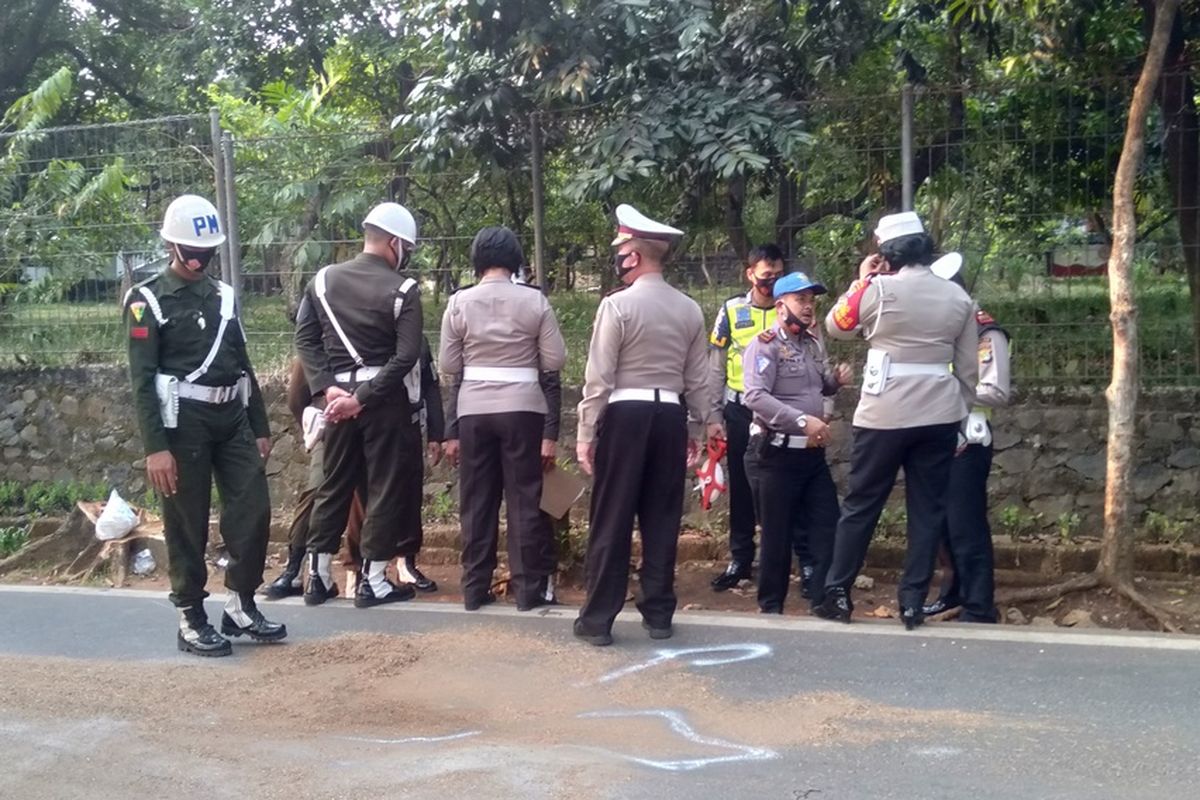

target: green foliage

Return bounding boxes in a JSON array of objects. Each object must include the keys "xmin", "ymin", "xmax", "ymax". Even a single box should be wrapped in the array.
[
  {"xmin": 427, "ymin": 488, "xmax": 457, "ymax": 522},
  {"xmin": 1141, "ymin": 511, "xmax": 1194, "ymax": 544},
  {"xmin": 1055, "ymin": 512, "xmax": 1082, "ymax": 542},
  {"xmin": 0, "ymin": 526, "xmax": 29, "ymax": 558},
  {"xmin": 877, "ymin": 506, "xmax": 908, "ymax": 538},
  {"xmin": 998, "ymin": 504, "xmax": 1043, "ymax": 541},
  {"xmin": 0, "ymin": 480, "xmax": 110, "ymax": 516}
]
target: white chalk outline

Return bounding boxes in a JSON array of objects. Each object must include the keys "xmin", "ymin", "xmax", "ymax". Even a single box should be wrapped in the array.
[
  {"xmin": 578, "ymin": 709, "xmax": 777, "ymax": 771},
  {"xmin": 339, "ymin": 731, "xmax": 482, "ymax": 745},
  {"xmin": 596, "ymin": 643, "xmax": 773, "ymax": 684}
]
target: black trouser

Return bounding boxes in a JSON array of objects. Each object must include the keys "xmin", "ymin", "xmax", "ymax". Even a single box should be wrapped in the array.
[
  {"xmin": 824, "ymin": 423, "xmax": 959, "ymax": 610},
  {"xmin": 163, "ymin": 401, "xmax": 270, "ymax": 608},
  {"xmin": 724, "ymin": 400, "xmax": 811, "ymax": 567},
  {"xmin": 577, "ymin": 400, "xmax": 687, "ymax": 635},
  {"xmin": 745, "ymin": 439, "xmax": 838, "ymax": 612},
  {"xmin": 307, "ymin": 396, "xmax": 421, "ymax": 562},
  {"xmin": 458, "ymin": 411, "xmax": 555, "ymax": 606},
  {"xmin": 941, "ymin": 443, "xmax": 997, "ymax": 622}
]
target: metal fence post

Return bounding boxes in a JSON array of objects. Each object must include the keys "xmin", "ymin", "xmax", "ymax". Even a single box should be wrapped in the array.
[
  {"xmin": 220, "ymin": 132, "xmax": 242, "ymax": 301},
  {"xmin": 209, "ymin": 108, "xmax": 233, "ymax": 283},
  {"xmin": 901, "ymin": 83, "xmax": 914, "ymax": 212},
  {"xmin": 530, "ymin": 111, "xmax": 547, "ymax": 290}
]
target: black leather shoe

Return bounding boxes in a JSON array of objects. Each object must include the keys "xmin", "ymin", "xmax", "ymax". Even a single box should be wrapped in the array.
[
  {"xmin": 642, "ymin": 620, "xmax": 672, "ymax": 640},
  {"xmin": 304, "ymin": 574, "xmax": 338, "ymax": 606},
  {"xmin": 518, "ymin": 596, "xmax": 560, "ymax": 612},
  {"xmin": 711, "ymin": 561, "xmax": 751, "ymax": 592},
  {"xmin": 398, "ymin": 556, "xmax": 438, "ymax": 593},
  {"xmin": 464, "ymin": 592, "xmax": 497, "ymax": 611},
  {"xmin": 799, "ymin": 564, "xmax": 816, "ymax": 600},
  {"xmin": 573, "ymin": 619, "xmax": 613, "ymax": 647},
  {"xmin": 177, "ymin": 608, "xmax": 232, "ymax": 657},
  {"xmin": 813, "ymin": 587, "xmax": 853, "ymax": 623},
  {"xmin": 220, "ymin": 594, "xmax": 288, "ymax": 642},
  {"xmin": 263, "ymin": 548, "xmax": 305, "ymax": 600},
  {"xmin": 759, "ymin": 606, "xmax": 783, "ymax": 615},
  {"xmin": 355, "ymin": 576, "xmax": 416, "ymax": 608},
  {"xmin": 921, "ymin": 596, "xmax": 961, "ymax": 616},
  {"xmin": 901, "ymin": 606, "xmax": 925, "ymax": 631}
]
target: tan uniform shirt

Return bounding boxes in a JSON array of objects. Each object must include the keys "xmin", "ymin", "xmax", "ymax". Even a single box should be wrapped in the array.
[
  {"xmin": 825, "ymin": 265, "xmax": 977, "ymax": 429},
  {"xmin": 975, "ymin": 325, "xmax": 1011, "ymax": 409},
  {"xmin": 439, "ymin": 275, "xmax": 566, "ymax": 420},
  {"xmin": 576, "ymin": 272, "xmax": 710, "ymax": 442}
]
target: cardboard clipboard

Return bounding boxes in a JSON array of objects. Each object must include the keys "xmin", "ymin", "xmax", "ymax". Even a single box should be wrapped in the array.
[{"xmin": 540, "ymin": 466, "xmax": 587, "ymax": 520}]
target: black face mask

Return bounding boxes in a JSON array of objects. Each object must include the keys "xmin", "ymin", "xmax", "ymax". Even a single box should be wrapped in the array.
[
  {"xmin": 780, "ymin": 305, "xmax": 807, "ymax": 335},
  {"xmin": 613, "ymin": 251, "xmax": 636, "ymax": 278},
  {"xmin": 753, "ymin": 276, "xmax": 779, "ymax": 294},
  {"xmin": 177, "ymin": 244, "xmax": 216, "ymax": 272}
]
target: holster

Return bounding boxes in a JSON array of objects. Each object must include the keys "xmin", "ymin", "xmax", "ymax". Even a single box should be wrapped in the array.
[
  {"xmin": 154, "ymin": 374, "xmax": 179, "ymax": 429},
  {"xmin": 236, "ymin": 372, "xmax": 252, "ymax": 408}
]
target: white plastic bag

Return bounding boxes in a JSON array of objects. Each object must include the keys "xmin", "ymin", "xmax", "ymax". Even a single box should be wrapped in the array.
[
  {"xmin": 95, "ymin": 489, "xmax": 138, "ymax": 541},
  {"xmin": 131, "ymin": 548, "xmax": 156, "ymax": 576}
]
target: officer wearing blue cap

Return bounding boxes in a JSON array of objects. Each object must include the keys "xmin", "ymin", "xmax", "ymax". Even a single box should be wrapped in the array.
[{"xmin": 740, "ymin": 271, "xmax": 852, "ymax": 614}]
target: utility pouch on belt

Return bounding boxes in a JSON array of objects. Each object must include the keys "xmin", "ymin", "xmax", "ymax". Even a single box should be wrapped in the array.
[
  {"xmin": 154, "ymin": 374, "xmax": 180, "ymax": 429},
  {"xmin": 862, "ymin": 348, "xmax": 890, "ymax": 396},
  {"xmin": 236, "ymin": 372, "xmax": 252, "ymax": 408},
  {"xmin": 965, "ymin": 410, "xmax": 992, "ymax": 446}
]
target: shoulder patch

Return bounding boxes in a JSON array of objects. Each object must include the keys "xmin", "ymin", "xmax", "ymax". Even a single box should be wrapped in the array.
[
  {"xmin": 976, "ymin": 308, "xmax": 996, "ymax": 326},
  {"xmin": 831, "ymin": 274, "xmax": 876, "ymax": 332},
  {"xmin": 130, "ymin": 326, "xmax": 149, "ymax": 340},
  {"xmin": 128, "ymin": 301, "xmax": 147, "ymax": 323},
  {"xmin": 978, "ymin": 336, "xmax": 994, "ymax": 365},
  {"xmin": 757, "ymin": 329, "xmax": 778, "ymax": 344}
]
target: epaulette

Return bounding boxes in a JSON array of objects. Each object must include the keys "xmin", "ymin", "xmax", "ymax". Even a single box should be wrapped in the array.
[
  {"xmin": 976, "ymin": 307, "xmax": 1008, "ymax": 339},
  {"xmin": 516, "ymin": 281, "xmax": 543, "ymax": 291},
  {"xmin": 756, "ymin": 329, "xmax": 778, "ymax": 344},
  {"xmin": 976, "ymin": 308, "xmax": 996, "ymax": 327},
  {"xmin": 450, "ymin": 282, "xmax": 475, "ymax": 296},
  {"xmin": 604, "ymin": 284, "xmax": 629, "ymax": 297}
]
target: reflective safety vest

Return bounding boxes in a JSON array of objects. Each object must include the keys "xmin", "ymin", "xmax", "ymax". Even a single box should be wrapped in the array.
[{"xmin": 709, "ymin": 292, "xmax": 776, "ymax": 394}]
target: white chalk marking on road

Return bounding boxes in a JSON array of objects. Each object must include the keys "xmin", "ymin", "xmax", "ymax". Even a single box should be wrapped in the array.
[
  {"xmin": 339, "ymin": 731, "xmax": 482, "ymax": 745},
  {"xmin": 578, "ymin": 709, "xmax": 777, "ymax": 771},
  {"xmin": 5, "ymin": 584, "xmax": 1200, "ymax": 653},
  {"xmin": 596, "ymin": 644, "xmax": 773, "ymax": 684},
  {"xmin": 912, "ymin": 745, "xmax": 964, "ymax": 758}
]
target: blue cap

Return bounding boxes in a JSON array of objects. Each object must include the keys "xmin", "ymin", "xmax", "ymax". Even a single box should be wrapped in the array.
[{"xmin": 772, "ymin": 271, "xmax": 827, "ymax": 299}]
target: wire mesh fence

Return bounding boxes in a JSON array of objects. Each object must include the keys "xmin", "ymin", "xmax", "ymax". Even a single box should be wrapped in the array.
[{"xmin": 1, "ymin": 77, "xmax": 1198, "ymax": 388}]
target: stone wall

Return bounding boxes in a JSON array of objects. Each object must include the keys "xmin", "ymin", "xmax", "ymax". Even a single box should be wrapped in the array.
[{"xmin": 2, "ymin": 367, "xmax": 1198, "ymax": 541}]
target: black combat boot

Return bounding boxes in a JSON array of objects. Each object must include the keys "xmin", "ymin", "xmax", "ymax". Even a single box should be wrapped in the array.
[
  {"xmin": 221, "ymin": 592, "xmax": 288, "ymax": 641},
  {"xmin": 396, "ymin": 555, "xmax": 438, "ymax": 592},
  {"xmin": 355, "ymin": 560, "xmax": 416, "ymax": 608},
  {"xmin": 711, "ymin": 560, "xmax": 751, "ymax": 592},
  {"xmin": 813, "ymin": 587, "xmax": 853, "ymax": 623},
  {"xmin": 517, "ymin": 574, "xmax": 560, "ymax": 612},
  {"xmin": 900, "ymin": 606, "xmax": 925, "ymax": 631},
  {"xmin": 799, "ymin": 564, "xmax": 816, "ymax": 600},
  {"xmin": 304, "ymin": 552, "xmax": 338, "ymax": 606},
  {"xmin": 263, "ymin": 547, "xmax": 305, "ymax": 600},
  {"xmin": 177, "ymin": 606, "xmax": 232, "ymax": 657}
]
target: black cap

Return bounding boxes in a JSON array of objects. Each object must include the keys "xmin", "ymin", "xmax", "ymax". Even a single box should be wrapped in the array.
[{"xmin": 471, "ymin": 226, "xmax": 525, "ymax": 276}]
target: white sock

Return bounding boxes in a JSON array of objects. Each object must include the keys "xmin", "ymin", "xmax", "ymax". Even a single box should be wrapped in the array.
[
  {"xmin": 311, "ymin": 552, "xmax": 333, "ymax": 587},
  {"xmin": 224, "ymin": 593, "xmax": 255, "ymax": 627},
  {"xmin": 541, "ymin": 574, "xmax": 556, "ymax": 602},
  {"xmin": 366, "ymin": 559, "xmax": 395, "ymax": 596}
]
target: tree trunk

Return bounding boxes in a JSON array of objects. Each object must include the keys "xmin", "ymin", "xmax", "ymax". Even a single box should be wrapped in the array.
[
  {"xmin": 1146, "ymin": 2, "xmax": 1200, "ymax": 371},
  {"xmin": 1099, "ymin": 0, "xmax": 1180, "ymax": 585},
  {"xmin": 774, "ymin": 170, "xmax": 800, "ymax": 259},
  {"xmin": 726, "ymin": 174, "xmax": 749, "ymax": 261}
]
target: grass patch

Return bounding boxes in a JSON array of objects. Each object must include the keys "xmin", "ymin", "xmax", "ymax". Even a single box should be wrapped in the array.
[
  {"xmin": 0, "ymin": 526, "xmax": 30, "ymax": 558},
  {"xmin": 0, "ymin": 480, "xmax": 110, "ymax": 516}
]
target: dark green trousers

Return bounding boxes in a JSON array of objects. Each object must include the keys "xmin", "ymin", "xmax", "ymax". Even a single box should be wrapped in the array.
[{"xmin": 162, "ymin": 400, "xmax": 271, "ymax": 608}]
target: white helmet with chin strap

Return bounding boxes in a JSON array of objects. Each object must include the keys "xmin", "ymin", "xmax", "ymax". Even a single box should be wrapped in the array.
[
  {"xmin": 161, "ymin": 194, "xmax": 226, "ymax": 248},
  {"xmin": 362, "ymin": 202, "xmax": 418, "ymax": 246}
]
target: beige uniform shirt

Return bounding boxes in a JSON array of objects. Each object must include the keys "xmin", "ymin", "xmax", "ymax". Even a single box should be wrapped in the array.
[
  {"xmin": 825, "ymin": 265, "xmax": 977, "ymax": 429},
  {"xmin": 576, "ymin": 272, "xmax": 710, "ymax": 442},
  {"xmin": 975, "ymin": 324, "xmax": 1011, "ymax": 410},
  {"xmin": 439, "ymin": 275, "xmax": 566, "ymax": 420}
]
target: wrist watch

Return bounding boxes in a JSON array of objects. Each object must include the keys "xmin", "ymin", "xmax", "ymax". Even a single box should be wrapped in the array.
[{"xmin": 796, "ymin": 412, "xmax": 807, "ymax": 431}]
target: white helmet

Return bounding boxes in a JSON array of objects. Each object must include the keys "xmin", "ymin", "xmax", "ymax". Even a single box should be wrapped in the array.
[
  {"xmin": 363, "ymin": 202, "xmax": 417, "ymax": 246},
  {"xmin": 160, "ymin": 194, "xmax": 226, "ymax": 248}
]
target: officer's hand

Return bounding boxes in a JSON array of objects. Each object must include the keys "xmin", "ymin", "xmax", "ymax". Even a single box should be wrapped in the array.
[
  {"xmin": 576, "ymin": 441, "xmax": 595, "ymax": 476},
  {"xmin": 834, "ymin": 362, "xmax": 853, "ymax": 387},
  {"xmin": 686, "ymin": 438, "xmax": 701, "ymax": 468},
  {"xmin": 541, "ymin": 439, "xmax": 557, "ymax": 473},
  {"xmin": 427, "ymin": 441, "xmax": 444, "ymax": 467},
  {"xmin": 324, "ymin": 386, "xmax": 351, "ymax": 402},
  {"xmin": 145, "ymin": 450, "xmax": 178, "ymax": 497},
  {"xmin": 706, "ymin": 422, "xmax": 726, "ymax": 443},
  {"xmin": 257, "ymin": 437, "xmax": 273, "ymax": 461},
  {"xmin": 804, "ymin": 416, "xmax": 831, "ymax": 447},
  {"xmin": 859, "ymin": 253, "xmax": 889, "ymax": 280},
  {"xmin": 326, "ymin": 395, "xmax": 363, "ymax": 423},
  {"xmin": 444, "ymin": 439, "xmax": 461, "ymax": 468}
]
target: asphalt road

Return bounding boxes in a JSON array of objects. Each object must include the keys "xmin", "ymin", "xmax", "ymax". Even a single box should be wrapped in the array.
[{"xmin": 1, "ymin": 585, "xmax": 1197, "ymax": 799}]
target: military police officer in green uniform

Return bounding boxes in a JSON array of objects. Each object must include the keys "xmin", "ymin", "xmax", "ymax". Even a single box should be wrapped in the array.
[{"xmin": 125, "ymin": 194, "xmax": 286, "ymax": 657}]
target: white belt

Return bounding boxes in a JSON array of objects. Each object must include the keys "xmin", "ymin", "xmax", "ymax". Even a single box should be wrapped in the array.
[
  {"xmin": 462, "ymin": 366, "xmax": 539, "ymax": 383},
  {"xmin": 178, "ymin": 381, "xmax": 239, "ymax": 404},
  {"xmin": 888, "ymin": 362, "xmax": 951, "ymax": 377},
  {"xmin": 334, "ymin": 366, "xmax": 382, "ymax": 383},
  {"xmin": 724, "ymin": 386, "xmax": 744, "ymax": 404},
  {"xmin": 749, "ymin": 423, "xmax": 813, "ymax": 449},
  {"xmin": 609, "ymin": 388, "xmax": 680, "ymax": 404}
]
